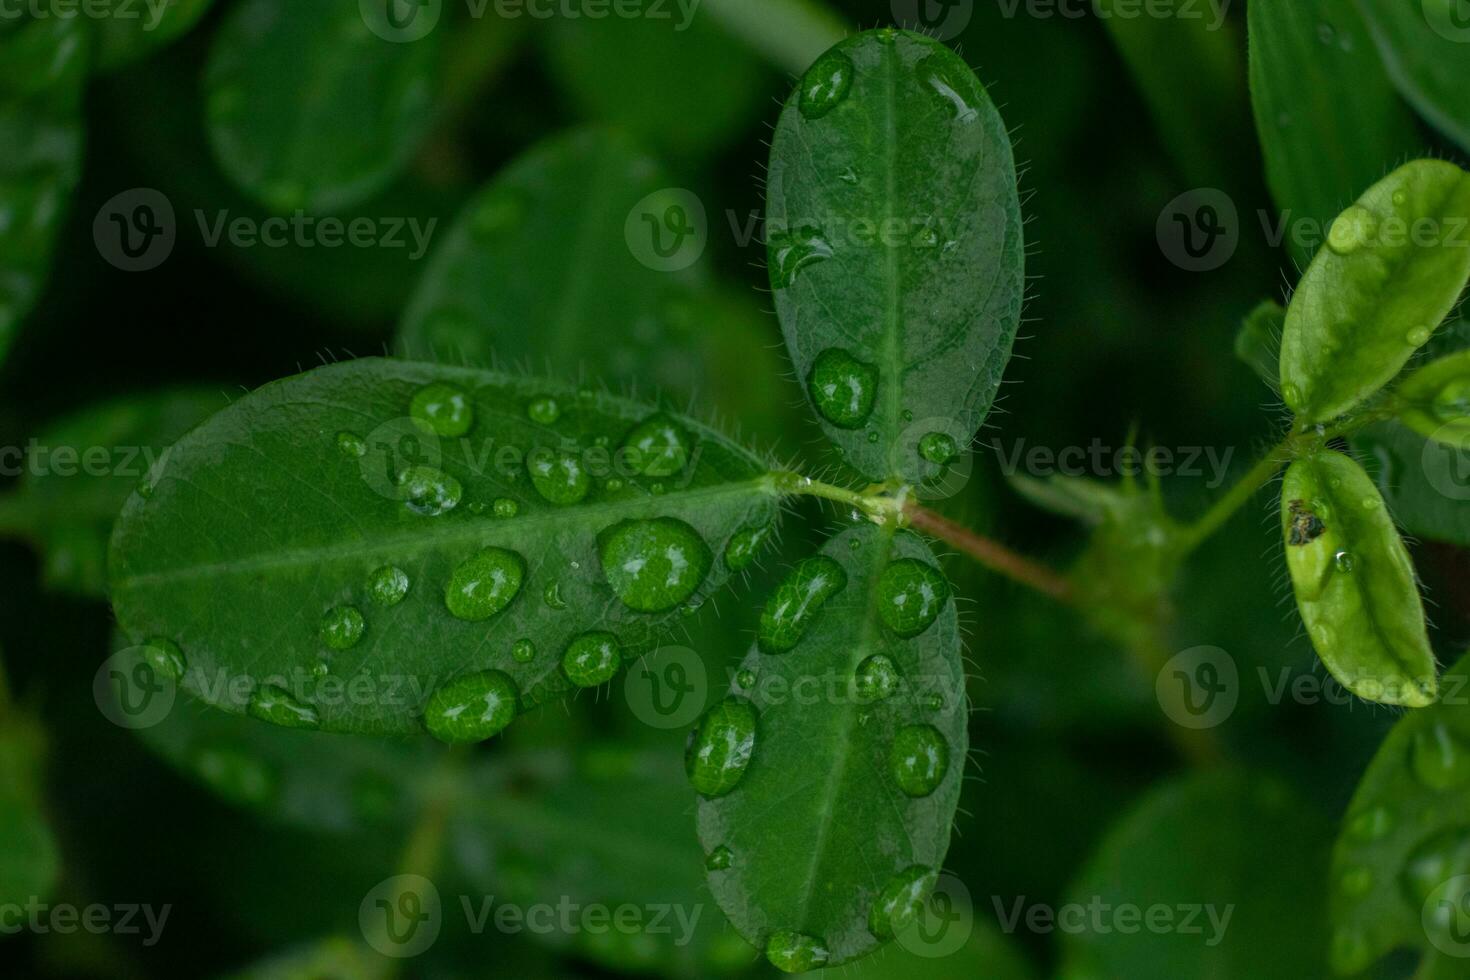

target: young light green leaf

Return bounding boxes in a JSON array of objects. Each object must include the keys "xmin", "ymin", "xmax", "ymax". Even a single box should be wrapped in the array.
[
  {"xmin": 1281, "ymin": 450, "xmax": 1436, "ymax": 707},
  {"xmin": 91, "ymin": 0, "xmax": 215, "ymax": 73},
  {"xmin": 1248, "ymin": 0, "xmax": 1421, "ymax": 267},
  {"xmin": 1329, "ymin": 650, "xmax": 1470, "ymax": 974},
  {"xmin": 767, "ymin": 29, "xmax": 1023, "ymax": 482},
  {"xmin": 539, "ymin": 10, "xmax": 764, "ymax": 158},
  {"xmin": 696, "ymin": 524, "xmax": 966, "ymax": 971},
  {"xmin": 1396, "ymin": 349, "xmax": 1470, "ymax": 449},
  {"xmin": 1235, "ymin": 300, "xmax": 1285, "ymax": 388},
  {"xmin": 0, "ymin": 389, "xmax": 222, "ymax": 597},
  {"xmin": 1279, "ymin": 160, "xmax": 1470, "ymax": 424},
  {"xmin": 1061, "ymin": 771, "xmax": 1331, "ymax": 979},
  {"xmin": 204, "ymin": 0, "xmax": 440, "ymax": 213},
  {"xmin": 219, "ymin": 937, "xmax": 377, "ymax": 980},
  {"xmin": 0, "ymin": 711, "xmax": 59, "ymax": 910},
  {"xmin": 0, "ymin": 17, "xmax": 86, "ymax": 366},
  {"xmin": 109, "ymin": 358, "xmax": 779, "ymax": 737},
  {"xmin": 1356, "ymin": 419, "xmax": 1470, "ymax": 547},
  {"xmin": 1354, "ymin": 0, "xmax": 1470, "ymax": 155},
  {"xmin": 398, "ymin": 128, "xmax": 709, "ymax": 393}
]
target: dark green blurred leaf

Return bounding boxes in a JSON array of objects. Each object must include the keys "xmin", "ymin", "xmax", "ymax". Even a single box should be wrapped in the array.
[
  {"xmin": 92, "ymin": 0, "xmax": 215, "ymax": 73},
  {"xmin": 0, "ymin": 708, "xmax": 59, "ymax": 911},
  {"xmin": 217, "ymin": 936, "xmax": 376, "ymax": 980},
  {"xmin": 1355, "ymin": 0, "xmax": 1470, "ymax": 155},
  {"xmin": 1234, "ymin": 299, "xmax": 1283, "ymax": 388}
]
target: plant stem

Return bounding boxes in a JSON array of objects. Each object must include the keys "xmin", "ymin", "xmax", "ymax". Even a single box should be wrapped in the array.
[
  {"xmin": 903, "ymin": 502, "xmax": 1075, "ymax": 603},
  {"xmin": 1174, "ymin": 435, "xmax": 1294, "ymax": 554},
  {"xmin": 701, "ymin": 0, "xmax": 848, "ymax": 74}
]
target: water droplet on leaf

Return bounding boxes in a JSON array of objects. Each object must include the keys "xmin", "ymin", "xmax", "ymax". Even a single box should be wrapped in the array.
[
  {"xmin": 757, "ymin": 556, "xmax": 848, "ymax": 654},
  {"xmin": 919, "ymin": 431, "xmax": 958, "ymax": 464},
  {"xmin": 854, "ymin": 653, "xmax": 899, "ymax": 703},
  {"xmin": 725, "ymin": 523, "xmax": 772, "ymax": 572},
  {"xmin": 889, "ymin": 724, "xmax": 949, "ymax": 797},
  {"xmin": 141, "ymin": 637, "xmax": 186, "ymax": 681},
  {"xmin": 397, "ymin": 466, "xmax": 462, "ymax": 517},
  {"xmin": 622, "ymin": 413, "xmax": 692, "ymax": 478},
  {"xmin": 706, "ymin": 845, "xmax": 733, "ymax": 871},
  {"xmin": 248, "ymin": 684, "xmax": 320, "ymax": 729},
  {"xmin": 424, "ymin": 670, "xmax": 519, "ymax": 743},
  {"xmin": 599, "ymin": 518, "xmax": 712, "ymax": 613},
  {"xmin": 528, "ymin": 449, "xmax": 590, "ymax": 505},
  {"xmin": 686, "ymin": 698, "xmax": 756, "ymax": 797},
  {"xmin": 869, "ymin": 865, "xmax": 937, "ymax": 940},
  {"xmin": 765, "ymin": 930, "xmax": 829, "ymax": 973},
  {"xmin": 320, "ymin": 605, "xmax": 366, "ymax": 649},
  {"xmin": 876, "ymin": 559, "xmax": 951, "ymax": 638},
  {"xmin": 512, "ymin": 638, "xmax": 536, "ymax": 663},
  {"xmin": 368, "ymin": 566, "xmax": 410, "ymax": 606},
  {"xmin": 769, "ymin": 225, "xmax": 834, "ymax": 288},
  {"xmin": 527, "ymin": 396, "xmax": 560, "ymax": 425},
  {"xmin": 562, "ymin": 631, "xmax": 622, "ymax": 688},
  {"xmin": 1327, "ymin": 205, "xmax": 1376, "ymax": 255},
  {"xmin": 410, "ymin": 383, "xmax": 473, "ymax": 437},
  {"xmin": 807, "ymin": 347, "xmax": 878, "ymax": 429},
  {"xmin": 445, "ymin": 548, "xmax": 524, "ymax": 621},
  {"xmin": 798, "ymin": 49, "xmax": 853, "ymax": 119},
  {"xmin": 336, "ymin": 431, "xmax": 366, "ymax": 458}
]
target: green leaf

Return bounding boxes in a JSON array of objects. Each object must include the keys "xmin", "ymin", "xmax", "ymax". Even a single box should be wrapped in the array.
[
  {"xmin": 1396, "ymin": 348, "xmax": 1470, "ymax": 449},
  {"xmin": 1356, "ymin": 419, "xmax": 1470, "ymax": 548},
  {"xmin": 695, "ymin": 524, "xmax": 966, "ymax": 971},
  {"xmin": 203, "ymin": 0, "xmax": 441, "ymax": 213},
  {"xmin": 0, "ymin": 711, "xmax": 59, "ymax": 911},
  {"xmin": 1354, "ymin": 0, "xmax": 1470, "ymax": 155},
  {"xmin": 1234, "ymin": 300, "xmax": 1285, "ymax": 388},
  {"xmin": 0, "ymin": 16, "xmax": 86, "ymax": 365},
  {"xmin": 1280, "ymin": 160, "xmax": 1470, "ymax": 424},
  {"xmin": 1280, "ymin": 449, "xmax": 1436, "ymax": 707},
  {"xmin": 1329, "ymin": 650, "xmax": 1470, "ymax": 974},
  {"xmin": 108, "ymin": 358, "xmax": 779, "ymax": 737},
  {"xmin": 1248, "ymin": 0, "xmax": 1421, "ymax": 267},
  {"xmin": 539, "ymin": 8, "xmax": 765, "ymax": 159},
  {"xmin": 1061, "ymin": 771, "xmax": 1331, "ymax": 980},
  {"xmin": 91, "ymin": 0, "xmax": 215, "ymax": 73},
  {"xmin": 700, "ymin": 0, "xmax": 848, "ymax": 75},
  {"xmin": 218, "ymin": 937, "xmax": 376, "ymax": 980},
  {"xmin": 398, "ymin": 128, "xmax": 708, "ymax": 393},
  {"xmin": 0, "ymin": 389, "xmax": 223, "ymax": 597},
  {"xmin": 766, "ymin": 29, "xmax": 1024, "ymax": 482}
]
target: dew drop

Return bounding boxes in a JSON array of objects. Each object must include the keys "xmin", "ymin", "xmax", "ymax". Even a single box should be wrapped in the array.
[
  {"xmin": 919, "ymin": 431, "xmax": 958, "ymax": 464},
  {"xmin": 768, "ymin": 225, "xmax": 834, "ymax": 288},
  {"xmin": 141, "ymin": 637, "xmax": 187, "ymax": 682},
  {"xmin": 527, "ymin": 396, "xmax": 560, "ymax": 425},
  {"xmin": 1433, "ymin": 379, "xmax": 1470, "ymax": 423},
  {"xmin": 724, "ymin": 523, "xmax": 772, "ymax": 572},
  {"xmin": 866, "ymin": 430, "xmax": 879, "ymax": 444},
  {"xmin": 798, "ymin": 48, "xmax": 853, "ymax": 120},
  {"xmin": 1392, "ymin": 189, "xmax": 1409, "ymax": 208},
  {"xmin": 876, "ymin": 558, "xmax": 951, "ymax": 638},
  {"xmin": 854, "ymin": 653, "xmax": 900, "ymax": 703},
  {"xmin": 320, "ymin": 605, "xmax": 366, "ymax": 650},
  {"xmin": 889, "ymin": 724, "xmax": 949, "ymax": 797},
  {"xmin": 1338, "ymin": 866, "xmax": 1374, "ymax": 898},
  {"xmin": 1405, "ymin": 326, "xmax": 1431, "ymax": 347},
  {"xmin": 347, "ymin": 556, "xmax": 398, "ymax": 602},
  {"xmin": 735, "ymin": 668, "xmax": 756, "ymax": 690},
  {"xmin": 1333, "ymin": 551, "xmax": 1357, "ymax": 573},
  {"xmin": 622, "ymin": 413, "xmax": 692, "ymax": 478},
  {"xmin": 248, "ymin": 684, "xmax": 320, "ymax": 730},
  {"xmin": 409, "ymin": 383, "xmax": 473, "ymax": 437},
  {"xmin": 1282, "ymin": 382, "xmax": 1303, "ymax": 408},
  {"xmin": 706, "ymin": 845, "xmax": 733, "ymax": 871},
  {"xmin": 1327, "ymin": 205, "xmax": 1377, "ymax": 255},
  {"xmin": 838, "ymin": 166, "xmax": 858, "ymax": 185},
  {"xmin": 901, "ymin": 409, "xmax": 914, "ymax": 422},
  {"xmin": 445, "ymin": 548, "xmax": 524, "ymax": 621},
  {"xmin": 512, "ymin": 638, "xmax": 536, "ymax": 663},
  {"xmin": 336, "ymin": 431, "xmax": 366, "ymax": 458},
  {"xmin": 397, "ymin": 466, "xmax": 462, "ymax": 516},
  {"xmin": 562, "ymin": 631, "xmax": 623, "ymax": 688},
  {"xmin": 528, "ymin": 449, "xmax": 590, "ymax": 505},
  {"xmin": 765, "ymin": 930, "xmax": 829, "ymax": 974},
  {"xmin": 685, "ymin": 698, "xmax": 756, "ymax": 797},
  {"xmin": 493, "ymin": 497, "xmax": 519, "ymax": 518},
  {"xmin": 1412, "ymin": 722, "xmax": 1470, "ymax": 791},
  {"xmin": 423, "ymin": 670, "xmax": 519, "ymax": 744},
  {"xmin": 869, "ymin": 865, "xmax": 937, "ymax": 940},
  {"xmin": 543, "ymin": 581, "xmax": 567, "ymax": 610},
  {"xmin": 757, "ymin": 556, "xmax": 848, "ymax": 654},
  {"xmin": 599, "ymin": 517, "xmax": 713, "ymax": 613},
  {"xmin": 807, "ymin": 347, "xmax": 878, "ymax": 429},
  {"xmin": 919, "ymin": 58, "xmax": 978, "ymax": 122}
]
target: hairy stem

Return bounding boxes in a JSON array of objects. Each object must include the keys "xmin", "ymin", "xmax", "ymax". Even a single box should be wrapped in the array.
[{"xmin": 903, "ymin": 502, "xmax": 1075, "ymax": 603}]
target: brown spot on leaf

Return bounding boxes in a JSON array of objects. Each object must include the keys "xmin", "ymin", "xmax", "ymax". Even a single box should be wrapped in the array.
[{"xmin": 1287, "ymin": 499, "xmax": 1326, "ymax": 546}]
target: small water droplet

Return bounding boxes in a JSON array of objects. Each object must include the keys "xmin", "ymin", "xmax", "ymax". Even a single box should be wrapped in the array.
[
  {"xmin": 423, "ymin": 670, "xmax": 519, "ymax": 744},
  {"xmin": 758, "ymin": 556, "xmax": 848, "ymax": 654},
  {"xmin": 1407, "ymin": 326, "xmax": 1432, "ymax": 346},
  {"xmin": 1333, "ymin": 551, "xmax": 1357, "ymax": 573},
  {"xmin": 141, "ymin": 637, "xmax": 186, "ymax": 682},
  {"xmin": 765, "ymin": 930, "xmax": 829, "ymax": 973},
  {"xmin": 527, "ymin": 396, "xmax": 560, "ymax": 425},
  {"xmin": 923, "ymin": 692, "xmax": 944, "ymax": 712},
  {"xmin": 397, "ymin": 466, "xmax": 462, "ymax": 516},
  {"xmin": 798, "ymin": 48, "xmax": 854, "ymax": 120},
  {"xmin": 562, "ymin": 631, "xmax": 623, "ymax": 688},
  {"xmin": 735, "ymin": 668, "xmax": 756, "ymax": 690},
  {"xmin": 919, "ymin": 431, "xmax": 958, "ymax": 464},
  {"xmin": 492, "ymin": 497, "xmax": 518, "ymax": 518},
  {"xmin": 445, "ymin": 548, "xmax": 524, "ymax": 621},
  {"xmin": 1338, "ymin": 866, "xmax": 1374, "ymax": 898},
  {"xmin": 622, "ymin": 413, "xmax": 692, "ymax": 478},
  {"xmin": 807, "ymin": 348, "xmax": 878, "ymax": 429},
  {"xmin": 838, "ymin": 166, "xmax": 858, "ymax": 185},
  {"xmin": 1412, "ymin": 723, "xmax": 1470, "ymax": 790},
  {"xmin": 1347, "ymin": 806, "xmax": 1394, "ymax": 841},
  {"xmin": 1360, "ymin": 495, "xmax": 1381, "ymax": 510},
  {"xmin": 1328, "ymin": 205, "xmax": 1377, "ymax": 255},
  {"xmin": 706, "ymin": 845, "xmax": 733, "ymax": 871},
  {"xmin": 528, "ymin": 449, "xmax": 590, "ymax": 505},
  {"xmin": 768, "ymin": 225, "xmax": 834, "ymax": 288},
  {"xmin": 876, "ymin": 559, "xmax": 951, "ymax": 638},
  {"xmin": 1392, "ymin": 189, "xmax": 1409, "ymax": 208},
  {"xmin": 599, "ymin": 517, "xmax": 713, "ymax": 613},
  {"xmin": 854, "ymin": 654, "xmax": 899, "ymax": 703},
  {"xmin": 919, "ymin": 58, "xmax": 978, "ymax": 122},
  {"xmin": 685, "ymin": 698, "xmax": 756, "ymax": 797},
  {"xmin": 543, "ymin": 581, "xmax": 567, "ymax": 610},
  {"xmin": 869, "ymin": 865, "xmax": 937, "ymax": 940},
  {"xmin": 866, "ymin": 430, "xmax": 880, "ymax": 444},
  {"xmin": 248, "ymin": 684, "xmax": 320, "ymax": 729},
  {"xmin": 368, "ymin": 566, "xmax": 410, "ymax": 606},
  {"xmin": 1282, "ymin": 382, "xmax": 1303, "ymax": 408},
  {"xmin": 901, "ymin": 409, "xmax": 914, "ymax": 422},
  {"xmin": 320, "ymin": 605, "xmax": 366, "ymax": 649},
  {"xmin": 725, "ymin": 523, "xmax": 772, "ymax": 572},
  {"xmin": 889, "ymin": 724, "xmax": 949, "ymax": 797},
  {"xmin": 512, "ymin": 638, "xmax": 536, "ymax": 663},
  {"xmin": 410, "ymin": 383, "xmax": 473, "ymax": 437},
  {"xmin": 336, "ymin": 431, "xmax": 366, "ymax": 458}
]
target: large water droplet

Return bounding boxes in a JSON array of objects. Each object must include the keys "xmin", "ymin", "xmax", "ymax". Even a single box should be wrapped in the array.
[
  {"xmin": 622, "ymin": 413, "xmax": 692, "ymax": 478},
  {"xmin": 600, "ymin": 518, "xmax": 712, "ymax": 613},
  {"xmin": 854, "ymin": 653, "xmax": 900, "ymax": 703},
  {"xmin": 248, "ymin": 684, "xmax": 320, "ymax": 729},
  {"xmin": 423, "ymin": 670, "xmax": 519, "ymax": 744},
  {"xmin": 765, "ymin": 930, "xmax": 829, "ymax": 974},
  {"xmin": 798, "ymin": 49, "xmax": 853, "ymax": 120},
  {"xmin": 757, "ymin": 556, "xmax": 848, "ymax": 654},
  {"xmin": 807, "ymin": 347, "xmax": 878, "ymax": 429},
  {"xmin": 869, "ymin": 865, "xmax": 938, "ymax": 940},
  {"xmin": 368, "ymin": 566, "xmax": 410, "ymax": 606},
  {"xmin": 528, "ymin": 449, "xmax": 590, "ymax": 505},
  {"xmin": 410, "ymin": 383, "xmax": 473, "ymax": 437},
  {"xmin": 1328, "ymin": 205, "xmax": 1377, "ymax": 255},
  {"xmin": 397, "ymin": 466, "xmax": 462, "ymax": 516},
  {"xmin": 445, "ymin": 548, "xmax": 524, "ymax": 621},
  {"xmin": 685, "ymin": 698, "xmax": 756, "ymax": 797},
  {"xmin": 1412, "ymin": 722, "xmax": 1470, "ymax": 790},
  {"xmin": 320, "ymin": 605, "xmax": 366, "ymax": 650},
  {"xmin": 562, "ymin": 631, "xmax": 623, "ymax": 688},
  {"xmin": 768, "ymin": 225, "xmax": 834, "ymax": 288},
  {"xmin": 890, "ymin": 724, "xmax": 949, "ymax": 797},
  {"xmin": 876, "ymin": 559, "xmax": 951, "ymax": 638},
  {"xmin": 141, "ymin": 637, "xmax": 187, "ymax": 682},
  {"xmin": 724, "ymin": 523, "xmax": 772, "ymax": 572}
]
